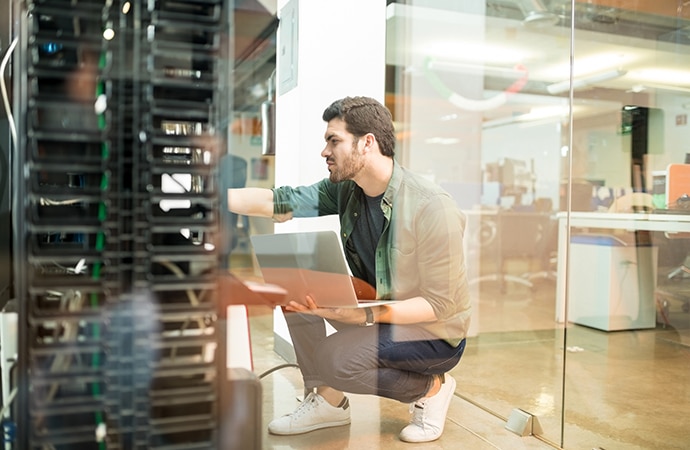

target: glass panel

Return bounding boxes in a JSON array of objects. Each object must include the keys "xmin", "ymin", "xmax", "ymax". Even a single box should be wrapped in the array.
[
  {"xmin": 564, "ymin": 1, "xmax": 690, "ymax": 449},
  {"xmin": 226, "ymin": 1, "xmax": 690, "ymax": 448},
  {"xmin": 227, "ymin": 1, "xmax": 278, "ymax": 265},
  {"xmin": 386, "ymin": 0, "xmax": 570, "ymax": 445}
]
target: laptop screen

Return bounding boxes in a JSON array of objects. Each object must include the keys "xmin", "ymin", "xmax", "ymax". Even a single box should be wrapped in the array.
[{"xmin": 250, "ymin": 230, "xmax": 350, "ymax": 275}]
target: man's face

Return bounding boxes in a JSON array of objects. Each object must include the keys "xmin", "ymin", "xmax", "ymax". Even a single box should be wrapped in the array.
[{"xmin": 321, "ymin": 118, "xmax": 365, "ymax": 183}]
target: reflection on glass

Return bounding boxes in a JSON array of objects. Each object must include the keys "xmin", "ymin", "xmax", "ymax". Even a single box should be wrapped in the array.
[{"xmin": 386, "ymin": 1, "xmax": 690, "ymax": 448}]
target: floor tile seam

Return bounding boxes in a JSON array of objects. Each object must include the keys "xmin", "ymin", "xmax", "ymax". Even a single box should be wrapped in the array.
[
  {"xmin": 446, "ymin": 414, "xmax": 502, "ymax": 450},
  {"xmin": 471, "ymin": 338, "xmax": 557, "ymax": 347},
  {"xmin": 449, "ymin": 393, "xmax": 507, "ymax": 449},
  {"xmin": 654, "ymin": 337, "xmax": 690, "ymax": 349}
]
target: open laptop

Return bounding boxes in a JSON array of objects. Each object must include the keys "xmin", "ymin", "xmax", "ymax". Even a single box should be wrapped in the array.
[{"xmin": 250, "ymin": 230, "xmax": 394, "ymax": 308}]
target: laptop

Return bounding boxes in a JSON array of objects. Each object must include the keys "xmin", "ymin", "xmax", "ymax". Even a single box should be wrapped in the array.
[
  {"xmin": 217, "ymin": 270, "xmax": 287, "ymax": 308},
  {"xmin": 250, "ymin": 230, "xmax": 394, "ymax": 308}
]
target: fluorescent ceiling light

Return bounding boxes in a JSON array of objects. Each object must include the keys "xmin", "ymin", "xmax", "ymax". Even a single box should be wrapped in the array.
[
  {"xmin": 426, "ymin": 42, "xmax": 529, "ymax": 65},
  {"xmin": 522, "ymin": 105, "xmax": 569, "ymax": 120},
  {"xmin": 482, "ymin": 100, "xmax": 618, "ymax": 129},
  {"xmin": 540, "ymin": 53, "xmax": 633, "ymax": 80},
  {"xmin": 523, "ymin": 10, "xmax": 559, "ymax": 27},
  {"xmin": 427, "ymin": 60, "xmax": 527, "ymax": 79},
  {"xmin": 483, "ymin": 105, "xmax": 568, "ymax": 129},
  {"xmin": 425, "ymin": 137, "xmax": 460, "ymax": 145},
  {"xmin": 629, "ymin": 83, "xmax": 690, "ymax": 94},
  {"xmin": 546, "ymin": 69, "xmax": 627, "ymax": 94},
  {"xmin": 511, "ymin": 0, "xmax": 559, "ymax": 27},
  {"xmin": 629, "ymin": 68, "xmax": 690, "ymax": 86}
]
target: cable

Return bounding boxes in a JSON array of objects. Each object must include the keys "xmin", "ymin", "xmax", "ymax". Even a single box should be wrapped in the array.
[
  {"xmin": 47, "ymin": 290, "xmax": 84, "ymax": 401},
  {"xmin": 157, "ymin": 260, "xmax": 208, "ymax": 361},
  {"xmin": 0, "ymin": 386, "xmax": 16, "ymax": 418},
  {"xmin": 158, "ymin": 260, "xmax": 201, "ymax": 306},
  {"xmin": 258, "ymin": 363, "xmax": 299, "ymax": 380},
  {"xmin": 0, "ymin": 37, "xmax": 18, "ymax": 152},
  {"xmin": 0, "ymin": 37, "xmax": 17, "ymax": 210}
]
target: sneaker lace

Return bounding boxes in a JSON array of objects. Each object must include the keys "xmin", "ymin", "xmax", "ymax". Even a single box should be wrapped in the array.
[
  {"xmin": 408, "ymin": 400, "xmax": 428, "ymax": 428},
  {"xmin": 292, "ymin": 392, "xmax": 319, "ymax": 419}
]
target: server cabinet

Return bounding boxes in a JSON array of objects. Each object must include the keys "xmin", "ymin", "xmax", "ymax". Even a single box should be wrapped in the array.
[{"xmin": 11, "ymin": 1, "xmax": 231, "ymax": 448}]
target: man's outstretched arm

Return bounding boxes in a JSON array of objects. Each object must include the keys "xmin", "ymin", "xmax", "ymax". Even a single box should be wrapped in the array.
[{"xmin": 228, "ymin": 187, "xmax": 293, "ymax": 222}]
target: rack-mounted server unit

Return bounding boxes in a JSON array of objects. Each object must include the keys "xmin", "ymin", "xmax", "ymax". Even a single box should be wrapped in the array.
[{"xmin": 11, "ymin": 1, "xmax": 232, "ymax": 448}]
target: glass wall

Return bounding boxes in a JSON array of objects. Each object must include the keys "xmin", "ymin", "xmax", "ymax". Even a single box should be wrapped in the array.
[
  {"xmin": 564, "ymin": 2, "xmax": 690, "ymax": 449},
  {"xmin": 384, "ymin": 0, "xmax": 690, "ymax": 449},
  {"xmin": 229, "ymin": 1, "xmax": 690, "ymax": 448}
]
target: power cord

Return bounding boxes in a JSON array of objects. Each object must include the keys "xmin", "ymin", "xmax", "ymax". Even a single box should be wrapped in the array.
[
  {"xmin": 0, "ymin": 387, "xmax": 16, "ymax": 419},
  {"xmin": 0, "ymin": 37, "xmax": 18, "ymax": 151},
  {"xmin": 0, "ymin": 37, "xmax": 18, "ymax": 210},
  {"xmin": 258, "ymin": 363, "xmax": 299, "ymax": 380}
]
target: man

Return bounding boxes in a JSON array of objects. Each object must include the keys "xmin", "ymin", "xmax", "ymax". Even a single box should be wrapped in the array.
[{"xmin": 228, "ymin": 96, "xmax": 470, "ymax": 443}]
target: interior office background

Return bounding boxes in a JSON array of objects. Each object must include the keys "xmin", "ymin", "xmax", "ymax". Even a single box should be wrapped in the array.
[
  {"xmin": 229, "ymin": 1, "xmax": 690, "ymax": 449},
  {"xmin": 1, "ymin": 0, "xmax": 689, "ymax": 449}
]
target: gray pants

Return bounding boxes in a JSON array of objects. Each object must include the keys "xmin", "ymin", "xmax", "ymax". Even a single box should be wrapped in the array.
[{"xmin": 284, "ymin": 311, "xmax": 466, "ymax": 404}]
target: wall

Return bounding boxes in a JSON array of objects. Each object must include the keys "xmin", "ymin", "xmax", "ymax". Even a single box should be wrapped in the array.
[
  {"xmin": 271, "ymin": 0, "xmax": 387, "ymax": 362},
  {"xmin": 274, "ymin": 0, "xmax": 386, "ymax": 236}
]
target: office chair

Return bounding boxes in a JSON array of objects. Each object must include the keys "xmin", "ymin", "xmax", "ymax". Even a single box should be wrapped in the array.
[
  {"xmin": 468, "ymin": 210, "xmax": 554, "ymax": 293},
  {"xmin": 655, "ymin": 226, "xmax": 690, "ymax": 325},
  {"xmin": 655, "ymin": 240, "xmax": 690, "ymax": 328},
  {"xmin": 523, "ymin": 214, "xmax": 558, "ymax": 284}
]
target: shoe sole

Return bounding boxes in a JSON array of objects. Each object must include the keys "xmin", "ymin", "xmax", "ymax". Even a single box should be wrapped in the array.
[{"xmin": 268, "ymin": 418, "xmax": 351, "ymax": 436}]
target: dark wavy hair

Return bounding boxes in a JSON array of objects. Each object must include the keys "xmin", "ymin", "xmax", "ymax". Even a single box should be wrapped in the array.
[{"xmin": 322, "ymin": 96, "xmax": 396, "ymax": 157}]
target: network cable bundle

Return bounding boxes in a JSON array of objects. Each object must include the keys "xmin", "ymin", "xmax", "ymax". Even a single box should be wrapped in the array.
[{"xmin": 9, "ymin": 1, "xmax": 231, "ymax": 448}]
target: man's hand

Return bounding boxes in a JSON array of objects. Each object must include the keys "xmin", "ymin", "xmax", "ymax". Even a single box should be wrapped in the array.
[
  {"xmin": 285, "ymin": 295, "xmax": 367, "ymax": 325},
  {"xmin": 285, "ymin": 295, "xmax": 437, "ymax": 325}
]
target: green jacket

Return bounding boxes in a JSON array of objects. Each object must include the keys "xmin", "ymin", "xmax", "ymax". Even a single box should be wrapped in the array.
[{"xmin": 272, "ymin": 161, "xmax": 471, "ymax": 346}]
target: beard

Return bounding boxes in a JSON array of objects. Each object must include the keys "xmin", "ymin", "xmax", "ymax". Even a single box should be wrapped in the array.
[{"xmin": 328, "ymin": 142, "xmax": 365, "ymax": 183}]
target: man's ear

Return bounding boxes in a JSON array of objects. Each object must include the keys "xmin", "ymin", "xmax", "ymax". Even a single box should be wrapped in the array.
[{"xmin": 362, "ymin": 133, "xmax": 377, "ymax": 153}]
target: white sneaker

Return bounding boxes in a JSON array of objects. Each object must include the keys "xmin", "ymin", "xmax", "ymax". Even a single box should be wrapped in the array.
[
  {"xmin": 399, "ymin": 374, "xmax": 457, "ymax": 443},
  {"xmin": 268, "ymin": 392, "xmax": 351, "ymax": 435}
]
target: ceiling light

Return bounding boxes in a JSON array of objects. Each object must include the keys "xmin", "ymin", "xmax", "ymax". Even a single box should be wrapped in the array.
[
  {"xmin": 427, "ymin": 60, "xmax": 527, "ymax": 79},
  {"xmin": 628, "ymin": 83, "xmax": 690, "ymax": 94},
  {"xmin": 425, "ymin": 137, "xmax": 460, "ymax": 145},
  {"xmin": 510, "ymin": 0, "xmax": 560, "ymax": 27},
  {"xmin": 546, "ymin": 69, "xmax": 627, "ymax": 94},
  {"xmin": 540, "ymin": 53, "xmax": 633, "ymax": 81},
  {"xmin": 522, "ymin": 10, "xmax": 559, "ymax": 27},
  {"xmin": 427, "ymin": 42, "xmax": 529, "ymax": 65},
  {"xmin": 629, "ymin": 68, "xmax": 690, "ymax": 86}
]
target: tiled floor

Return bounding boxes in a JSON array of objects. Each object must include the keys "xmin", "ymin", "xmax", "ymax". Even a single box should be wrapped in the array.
[
  {"xmin": 235, "ymin": 250, "xmax": 690, "ymax": 450},
  {"xmin": 459, "ymin": 278, "xmax": 690, "ymax": 450},
  {"xmin": 248, "ymin": 305, "xmax": 555, "ymax": 450}
]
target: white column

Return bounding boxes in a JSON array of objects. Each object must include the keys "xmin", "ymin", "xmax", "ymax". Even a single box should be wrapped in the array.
[
  {"xmin": 274, "ymin": 0, "xmax": 386, "ymax": 234},
  {"xmin": 271, "ymin": 0, "xmax": 387, "ymax": 358}
]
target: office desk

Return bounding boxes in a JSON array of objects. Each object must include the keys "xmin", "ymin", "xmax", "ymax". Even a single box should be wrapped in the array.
[{"xmin": 555, "ymin": 212, "xmax": 690, "ymax": 323}]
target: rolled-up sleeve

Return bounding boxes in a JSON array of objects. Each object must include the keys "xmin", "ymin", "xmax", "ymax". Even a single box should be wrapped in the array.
[{"xmin": 272, "ymin": 179, "xmax": 342, "ymax": 218}]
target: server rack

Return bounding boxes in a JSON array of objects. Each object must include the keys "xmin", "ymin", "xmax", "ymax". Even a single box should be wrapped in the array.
[{"xmin": 11, "ymin": 1, "xmax": 231, "ymax": 448}]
